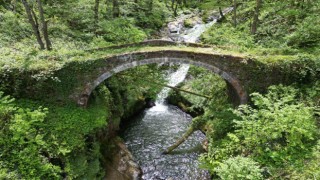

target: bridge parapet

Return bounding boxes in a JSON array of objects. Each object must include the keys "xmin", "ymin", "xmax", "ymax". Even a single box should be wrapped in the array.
[{"xmin": 86, "ymin": 39, "xmax": 212, "ymax": 52}]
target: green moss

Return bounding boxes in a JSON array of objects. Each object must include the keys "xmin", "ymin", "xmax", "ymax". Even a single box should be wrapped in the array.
[{"xmin": 184, "ymin": 18, "xmax": 194, "ymax": 28}]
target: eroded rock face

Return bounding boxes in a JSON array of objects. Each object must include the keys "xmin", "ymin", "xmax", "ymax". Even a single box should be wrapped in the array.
[{"xmin": 105, "ymin": 141, "xmax": 142, "ymax": 180}]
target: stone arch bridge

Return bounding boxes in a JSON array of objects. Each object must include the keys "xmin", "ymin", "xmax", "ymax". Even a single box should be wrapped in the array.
[{"xmin": 70, "ymin": 40, "xmax": 268, "ymax": 107}]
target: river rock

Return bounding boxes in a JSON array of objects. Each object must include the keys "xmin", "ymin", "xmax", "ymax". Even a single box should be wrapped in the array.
[
  {"xmin": 168, "ymin": 21, "xmax": 183, "ymax": 34},
  {"xmin": 104, "ymin": 140, "xmax": 142, "ymax": 180},
  {"xmin": 145, "ymin": 97, "xmax": 156, "ymax": 108}
]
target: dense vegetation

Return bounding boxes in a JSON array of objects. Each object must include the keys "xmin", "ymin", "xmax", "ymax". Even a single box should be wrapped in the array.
[
  {"xmin": 1, "ymin": 0, "xmax": 319, "ymax": 179},
  {"xmin": 200, "ymin": 83, "xmax": 319, "ymax": 179},
  {"xmin": 198, "ymin": 1, "xmax": 320, "ymax": 179}
]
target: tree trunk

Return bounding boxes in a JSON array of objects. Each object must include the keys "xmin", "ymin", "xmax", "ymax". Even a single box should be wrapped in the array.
[
  {"xmin": 173, "ymin": 0, "xmax": 179, "ymax": 17},
  {"xmin": 162, "ymin": 126, "xmax": 196, "ymax": 154},
  {"xmin": 251, "ymin": 0, "xmax": 262, "ymax": 34},
  {"xmin": 36, "ymin": 0, "xmax": 52, "ymax": 50},
  {"xmin": 21, "ymin": 0, "xmax": 45, "ymax": 50},
  {"xmin": 94, "ymin": 0, "xmax": 100, "ymax": 35},
  {"xmin": 233, "ymin": 0, "xmax": 237, "ymax": 27},
  {"xmin": 31, "ymin": 9, "xmax": 39, "ymax": 27},
  {"xmin": 112, "ymin": 0, "xmax": 120, "ymax": 18},
  {"xmin": 219, "ymin": 7, "xmax": 224, "ymax": 18}
]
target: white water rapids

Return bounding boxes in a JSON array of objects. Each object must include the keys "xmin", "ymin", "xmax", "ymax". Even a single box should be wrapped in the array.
[{"xmin": 150, "ymin": 64, "xmax": 190, "ymax": 112}]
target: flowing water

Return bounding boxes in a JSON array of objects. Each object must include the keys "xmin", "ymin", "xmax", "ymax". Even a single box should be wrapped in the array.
[
  {"xmin": 121, "ymin": 10, "xmax": 234, "ymax": 179},
  {"xmin": 182, "ymin": 7, "xmax": 233, "ymax": 43},
  {"xmin": 122, "ymin": 65, "xmax": 210, "ymax": 179}
]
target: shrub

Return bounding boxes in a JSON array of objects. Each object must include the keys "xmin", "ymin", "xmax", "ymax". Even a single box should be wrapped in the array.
[
  {"xmin": 216, "ymin": 156, "xmax": 263, "ymax": 180},
  {"xmin": 0, "ymin": 92, "xmax": 62, "ymax": 179},
  {"xmin": 0, "ymin": 11, "xmax": 32, "ymax": 44},
  {"xmin": 232, "ymin": 85, "xmax": 317, "ymax": 167},
  {"xmin": 135, "ymin": 1, "xmax": 169, "ymax": 31},
  {"xmin": 201, "ymin": 85, "xmax": 319, "ymax": 177},
  {"xmin": 99, "ymin": 18, "xmax": 147, "ymax": 44},
  {"xmin": 184, "ymin": 18, "xmax": 194, "ymax": 28},
  {"xmin": 286, "ymin": 15, "xmax": 320, "ymax": 48}
]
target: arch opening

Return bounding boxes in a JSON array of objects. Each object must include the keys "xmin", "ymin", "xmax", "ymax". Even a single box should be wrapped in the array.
[{"xmin": 77, "ymin": 58, "xmax": 247, "ymax": 107}]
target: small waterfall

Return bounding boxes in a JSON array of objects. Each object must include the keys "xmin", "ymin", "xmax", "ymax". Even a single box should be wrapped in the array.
[
  {"xmin": 182, "ymin": 19, "xmax": 217, "ymax": 43},
  {"xmin": 150, "ymin": 64, "xmax": 190, "ymax": 111},
  {"xmin": 152, "ymin": 9, "xmax": 230, "ymax": 110},
  {"xmin": 157, "ymin": 64, "xmax": 190, "ymax": 103}
]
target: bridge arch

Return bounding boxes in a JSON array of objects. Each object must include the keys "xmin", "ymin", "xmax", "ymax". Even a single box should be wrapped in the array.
[{"xmin": 76, "ymin": 50, "xmax": 248, "ymax": 107}]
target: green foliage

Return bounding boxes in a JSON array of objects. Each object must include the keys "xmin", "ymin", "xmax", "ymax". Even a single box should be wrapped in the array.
[
  {"xmin": 232, "ymin": 86, "xmax": 317, "ymax": 167},
  {"xmin": 3, "ymin": 64, "xmax": 165, "ymax": 179},
  {"xmin": 215, "ymin": 156, "xmax": 263, "ymax": 180},
  {"xmin": 0, "ymin": 11, "xmax": 32, "ymax": 44},
  {"xmin": 180, "ymin": 66, "xmax": 230, "ymax": 113},
  {"xmin": 65, "ymin": 142, "xmax": 104, "ymax": 179},
  {"xmin": 201, "ymin": 0, "xmax": 320, "ymax": 57},
  {"xmin": 99, "ymin": 18, "xmax": 147, "ymax": 44},
  {"xmin": 0, "ymin": 90, "xmax": 110, "ymax": 179},
  {"xmin": 201, "ymin": 23, "xmax": 254, "ymax": 51},
  {"xmin": 286, "ymin": 15, "xmax": 320, "ymax": 48},
  {"xmin": 184, "ymin": 18, "xmax": 194, "ymax": 28},
  {"xmin": 290, "ymin": 140, "xmax": 320, "ymax": 179},
  {"xmin": 1, "ymin": 0, "xmax": 319, "ymax": 179},
  {"xmin": 201, "ymin": 85, "xmax": 319, "ymax": 178},
  {"xmin": 134, "ymin": 1, "xmax": 169, "ymax": 31},
  {"xmin": 0, "ymin": 92, "xmax": 61, "ymax": 179}
]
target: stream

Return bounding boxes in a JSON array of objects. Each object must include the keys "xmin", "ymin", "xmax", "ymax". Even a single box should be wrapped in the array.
[
  {"xmin": 121, "ymin": 9, "xmax": 230, "ymax": 180},
  {"xmin": 122, "ymin": 65, "xmax": 209, "ymax": 179}
]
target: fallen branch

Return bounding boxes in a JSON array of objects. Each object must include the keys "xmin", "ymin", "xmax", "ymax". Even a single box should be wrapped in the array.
[
  {"xmin": 153, "ymin": 82, "xmax": 212, "ymax": 99},
  {"xmin": 117, "ymin": 74, "xmax": 212, "ymax": 99},
  {"xmin": 162, "ymin": 126, "xmax": 196, "ymax": 154}
]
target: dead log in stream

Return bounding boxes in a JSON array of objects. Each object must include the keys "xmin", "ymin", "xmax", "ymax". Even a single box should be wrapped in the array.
[{"xmin": 162, "ymin": 126, "xmax": 197, "ymax": 154}]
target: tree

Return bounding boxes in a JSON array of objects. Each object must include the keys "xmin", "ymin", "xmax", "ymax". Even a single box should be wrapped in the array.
[
  {"xmin": 164, "ymin": 0, "xmax": 182, "ymax": 17},
  {"xmin": 36, "ymin": 0, "xmax": 51, "ymax": 50},
  {"xmin": 94, "ymin": 0, "xmax": 100, "ymax": 35},
  {"xmin": 21, "ymin": 0, "xmax": 45, "ymax": 49},
  {"xmin": 251, "ymin": 0, "xmax": 262, "ymax": 34},
  {"xmin": 233, "ymin": 0, "xmax": 237, "ymax": 27},
  {"xmin": 21, "ymin": 0, "xmax": 51, "ymax": 50}
]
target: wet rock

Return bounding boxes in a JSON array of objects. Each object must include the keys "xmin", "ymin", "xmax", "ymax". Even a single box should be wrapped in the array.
[
  {"xmin": 168, "ymin": 21, "xmax": 183, "ymax": 34},
  {"xmin": 145, "ymin": 97, "xmax": 156, "ymax": 108},
  {"xmin": 104, "ymin": 140, "xmax": 142, "ymax": 180}
]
